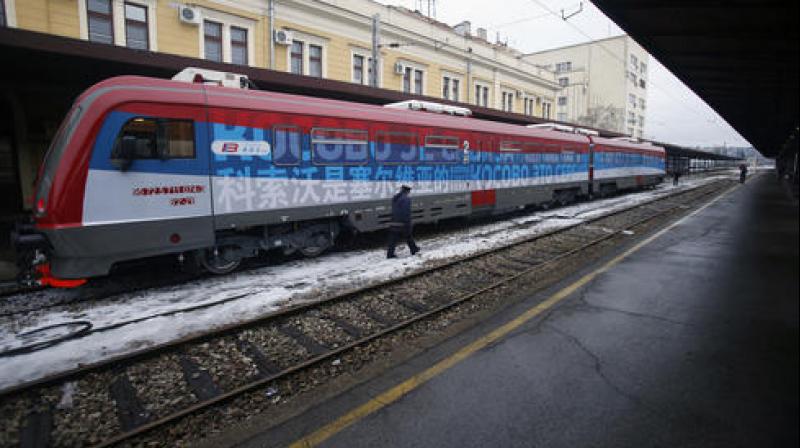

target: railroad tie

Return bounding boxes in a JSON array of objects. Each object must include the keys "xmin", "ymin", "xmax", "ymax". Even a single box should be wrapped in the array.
[
  {"xmin": 321, "ymin": 314, "xmax": 367, "ymax": 339},
  {"xmin": 177, "ymin": 355, "xmax": 223, "ymax": 401},
  {"xmin": 278, "ymin": 323, "xmax": 330, "ymax": 357},
  {"xmin": 109, "ymin": 373, "xmax": 151, "ymax": 431},
  {"xmin": 236, "ymin": 339, "xmax": 282, "ymax": 377},
  {"xmin": 502, "ymin": 253, "xmax": 539, "ymax": 266},
  {"xmin": 19, "ymin": 404, "xmax": 52, "ymax": 448},
  {"xmin": 394, "ymin": 298, "xmax": 430, "ymax": 313},
  {"xmin": 355, "ymin": 306, "xmax": 394, "ymax": 326}
]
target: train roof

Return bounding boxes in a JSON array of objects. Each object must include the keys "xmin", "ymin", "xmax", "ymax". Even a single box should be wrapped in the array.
[
  {"xmin": 590, "ymin": 135, "xmax": 666, "ymax": 154},
  {"xmin": 79, "ymin": 76, "xmax": 590, "ymax": 145}
]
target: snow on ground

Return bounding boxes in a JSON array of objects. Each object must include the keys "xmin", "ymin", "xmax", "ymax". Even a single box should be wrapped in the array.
[{"xmin": 0, "ymin": 173, "xmax": 733, "ymax": 391}]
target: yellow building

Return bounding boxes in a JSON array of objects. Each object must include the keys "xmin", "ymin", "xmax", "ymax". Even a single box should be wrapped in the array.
[
  {"xmin": 1, "ymin": 0, "xmax": 558, "ymax": 114},
  {"xmin": 0, "ymin": 0, "xmax": 559, "ymax": 216}
]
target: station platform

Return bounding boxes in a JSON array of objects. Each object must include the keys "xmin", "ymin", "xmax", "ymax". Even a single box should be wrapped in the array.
[{"xmin": 223, "ymin": 172, "xmax": 799, "ymax": 448}]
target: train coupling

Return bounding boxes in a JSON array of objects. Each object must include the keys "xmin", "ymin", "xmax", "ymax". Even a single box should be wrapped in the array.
[
  {"xmin": 11, "ymin": 221, "xmax": 47, "ymax": 286},
  {"xmin": 10, "ymin": 221, "xmax": 86, "ymax": 288}
]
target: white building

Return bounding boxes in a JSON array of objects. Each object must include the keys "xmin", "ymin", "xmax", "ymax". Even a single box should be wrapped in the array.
[{"xmin": 523, "ymin": 35, "xmax": 649, "ymax": 138}]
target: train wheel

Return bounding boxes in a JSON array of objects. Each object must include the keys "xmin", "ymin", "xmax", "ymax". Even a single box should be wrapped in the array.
[
  {"xmin": 299, "ymin": 232, "xmax": 332, "ymax": 258},
  {"xmin": 197, "ymin": 246, "xmax": 242, "ymax": 275}
]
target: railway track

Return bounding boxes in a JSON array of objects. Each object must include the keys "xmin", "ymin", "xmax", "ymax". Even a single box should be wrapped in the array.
[{"xmin": 0, "ymin": 179, "xmax": 735, "ymax": 448}]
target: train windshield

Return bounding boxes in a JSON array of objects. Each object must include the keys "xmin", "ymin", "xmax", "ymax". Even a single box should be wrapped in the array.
[{"xmin": 35, "ymin": 104, "xmax": 84, "ymax": 214}]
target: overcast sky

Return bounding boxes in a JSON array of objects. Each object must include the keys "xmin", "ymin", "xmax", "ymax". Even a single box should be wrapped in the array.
[{"xmin": 375, "ymin": 0, "xmax": 751, "ymax": 148}]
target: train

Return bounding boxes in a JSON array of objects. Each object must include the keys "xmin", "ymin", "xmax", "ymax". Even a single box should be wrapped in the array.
[{"xmin": 13, "ymin": 69, "xmax": 665, "ymax": 287}]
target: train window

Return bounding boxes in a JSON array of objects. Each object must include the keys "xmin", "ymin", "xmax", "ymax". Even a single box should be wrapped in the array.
[
  {"xmin": 500, "ymin": 141, "xmax": 523, "ymax": 152},
  {"xmin": 423, "ymin": 135, "xmax": 459, "ymax": 163},
  {"xmin": 112, "ymin": 117, "xmax": 195, "ymax": 160},
  {"xmin": 164, "ymin": 121, "xmax": 195, "ymax": 158},
  {"xmin": 273, "ymin": 125, "xmax": 302, "ymax": 166},
  {"xmin": 375, "ymin": 132, "xmax": 419, "ymax": 164},
  {"xmin": 311, "ymin": 128, "xmax": 369, "ymax": 165}
]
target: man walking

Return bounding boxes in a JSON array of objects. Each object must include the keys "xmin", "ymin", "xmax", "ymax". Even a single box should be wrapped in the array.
[
  {"xmin": 739, "ymin": 163, "xmax": 748, "ymax": 184},
  {"xmin": 672, "ymin": 169, "xmax": 681, "ymax": 186},
  {"xmin": 387, "ymin": 185, "xmax": 420, "ymax": 259}
]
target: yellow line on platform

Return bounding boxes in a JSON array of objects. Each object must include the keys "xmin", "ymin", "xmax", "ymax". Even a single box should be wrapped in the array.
[{"xmin": 288, "ymin": 184, "xmax": 738, "ymax": 448}]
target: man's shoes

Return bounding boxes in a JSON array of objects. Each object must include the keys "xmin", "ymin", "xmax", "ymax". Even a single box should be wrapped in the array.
[
  {"xmin": 411, "ymin": 248, "xmax": 420, "ymax": 256},
  {"xmin": 387, "ymin": 254, "xmax": 397, "ymax": 259}
]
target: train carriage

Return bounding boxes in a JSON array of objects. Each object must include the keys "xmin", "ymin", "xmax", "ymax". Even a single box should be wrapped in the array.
[{"xmin": 16, "ymin": 72, "xmax": 664, "ymax": 285}]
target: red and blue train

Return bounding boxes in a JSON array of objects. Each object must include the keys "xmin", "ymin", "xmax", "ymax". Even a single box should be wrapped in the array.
[{"xmin": 15, "ymin": 73, "xmax": 665, "ymax": 286}]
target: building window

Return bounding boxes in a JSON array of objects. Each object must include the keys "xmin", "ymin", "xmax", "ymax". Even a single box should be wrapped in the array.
[
  {"xmin": 639, "ymin": 79, "xmax": 646, "ymax": 89},
  {"xmin": 558, "ymin": 77, "xmax": 569, "ymax": 87},
  {"xmin": 123, "ymin": 2, "xmax": 148, "ymax": 49},
  {"xmin": 639, "ymin": 98, "xmax": 646, "ymax": 110},
  {"xmin": 638, "ymin": 115, "xmax": 645, "ymax": 127},
  {"xmin": 630, "ymin": 54, "xmax": 638, "ymax": 70},
  {"xmin": 403, "ymin": 67, "xmax": 423, "ymax": 94},
  {"xmin": 555, "ymin": 61, "xmax": 572, "ymax": 73},
  {"xmin": 403, "ymin": 67, "xmax": 412, "ymax": 93},
  {"xmin": 629, "ymin": 93, "xmax": 636, "ymax": 107},
  {"xmin": 87, "ymin": 0, "xmax": 114, "ymax": 44},
  {"xmin": 309, "ymin": 44, "xmax": 322, "ymax": 77},
  {"xmin": 542, "ymin": 102, "xmax": 552, "ymax": 119},
  {"xmin": 474, "ymin": 84, "xmax": 489, "ymax": 107},
  {"xmin": 557, "ymin": 96, "xmax": 567, "ymax": 106},
  {"xmin": 230, "ymin": 26, "xmax": 248, "ymax": 65},
  {"xmin": 640, "ymin": 62, "xmax": 647, "ymax": 74},
  {"xmin": 442, "ymin": 76, "xmax": 460, "ymax": 101},
  {"xmin": 628, "ymin": 111, "xmax": 636, "ymax": 124},
  {"xmin": 352, "ymin": 54, "xmax": 376, "ymax": 85},
  {"xmin": 203, "ymin": 21, "xmax": 223, "ymax": 62},
  {"xmin": 524, "ymin": 97, "xmax": 536, "ymax": 116},
  {"xmin": 501, "ymin": 91, "xmax": 514, "ymax": 112},
  {"xmin": 353, "ymin": 54, "xmax": 364, "ymax": 84},
  {"xmin": 290, "ymin": 40, "xmax": 304, "ymax": 75}
]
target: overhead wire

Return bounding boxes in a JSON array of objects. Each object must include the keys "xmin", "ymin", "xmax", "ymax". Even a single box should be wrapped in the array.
[{"xmin": 524, "ymin": 0, "xmax": 747, "ymax": 144}]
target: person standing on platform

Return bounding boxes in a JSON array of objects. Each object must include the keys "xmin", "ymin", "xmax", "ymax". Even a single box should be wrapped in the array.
[
  {"xmin": 739, "ymin": 164, "xmax": 748, "ymax": 184},
  {"xmin": 387, "ymin": 185, "xmax": 420, "ymax": 259},
  {"xmin": 672, "ymin": 169, "xmax": 681, "ymax": 186}
]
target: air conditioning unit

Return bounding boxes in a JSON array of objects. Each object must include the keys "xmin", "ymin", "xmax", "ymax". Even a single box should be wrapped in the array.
[
  {"xmin": 172, "ymin": 67, "xmax": 251, "ymax": 89},
  {"xmin": 274, "ymin": 30, "xmax": 293, "ymax": 45},
  {"xmin": 393, "ymin": 62, "xmax": 405, "ymax": 75},
  {"xmin": 179, "ymin": 5, "xmax": 201, "ymax": 25}
]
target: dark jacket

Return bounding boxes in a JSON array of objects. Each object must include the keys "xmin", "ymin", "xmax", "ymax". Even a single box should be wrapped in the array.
[{"xmin": 391, "ymin": 191, "xmax": 412, "ymax": 224}]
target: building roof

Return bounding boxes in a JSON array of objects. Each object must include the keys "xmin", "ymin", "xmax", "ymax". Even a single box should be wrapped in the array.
[{"xmin": 591, "ymin": 0, "xmax": 799, "ymax": 158}]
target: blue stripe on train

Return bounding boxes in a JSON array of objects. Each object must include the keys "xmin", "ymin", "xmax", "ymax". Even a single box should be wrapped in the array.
[{"xmin": 89, "ymin": 111, "xmax": 661, "ymax": 182}]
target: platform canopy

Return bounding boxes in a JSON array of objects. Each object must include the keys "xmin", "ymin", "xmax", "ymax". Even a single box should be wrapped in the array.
[{"xmin": 593, "ymin": 0, "xmax": 799, "ymax": 157}]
